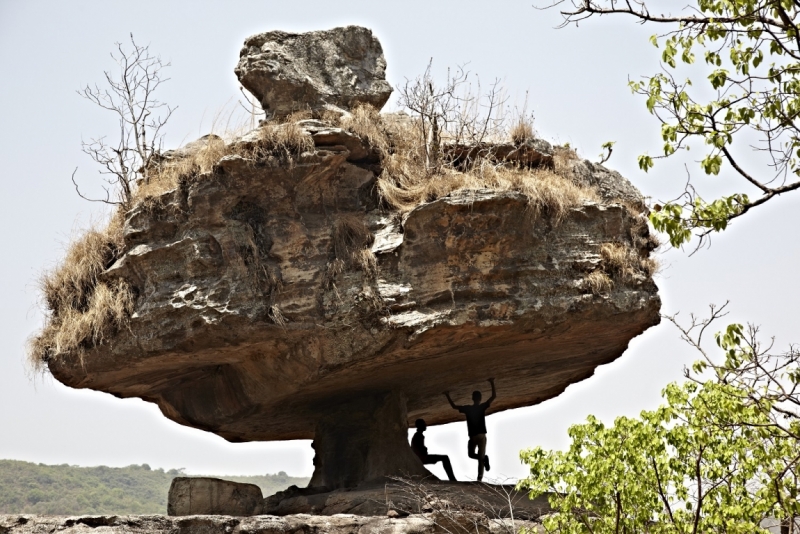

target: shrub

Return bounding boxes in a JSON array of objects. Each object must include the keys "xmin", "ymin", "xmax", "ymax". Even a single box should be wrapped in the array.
[
  {"xmin": 600, "ymin": 242, "xmax": 659, "ymax": 282},
  {"xmin": 28, "ymin": 214, "xmax": 133, "ymax": 371},
  {"xmin": 584, "ymin": 270, "xmax": 613, "ymax": 296}
]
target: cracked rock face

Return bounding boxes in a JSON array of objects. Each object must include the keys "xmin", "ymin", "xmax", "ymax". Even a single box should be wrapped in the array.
[
  {"xmin": 47, "ymin": 119, "xmax": 661, "ymax": 448},
  {"xmin": 235, "ymin": 26, "xmax": 393, "ymax": 118}
]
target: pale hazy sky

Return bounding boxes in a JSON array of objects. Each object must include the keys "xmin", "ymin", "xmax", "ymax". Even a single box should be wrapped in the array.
[{"xmin": 1, "ymin": 1, "xmax": 797, "ymax": 483}]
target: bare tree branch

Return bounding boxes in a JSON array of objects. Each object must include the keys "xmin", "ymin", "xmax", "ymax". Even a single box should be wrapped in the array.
[{"xmin": 74, "ymin": 33, "xmax": 175, "ymax": 209}]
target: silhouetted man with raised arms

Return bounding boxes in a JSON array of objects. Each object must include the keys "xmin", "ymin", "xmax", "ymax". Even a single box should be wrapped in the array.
[
  {"xmin": 444, "ymin": 378, "xmax": 496, "ymax": 481},
  {"xmin": 410, "ymin": 418, "xmax": 457, "ymax": 481}
]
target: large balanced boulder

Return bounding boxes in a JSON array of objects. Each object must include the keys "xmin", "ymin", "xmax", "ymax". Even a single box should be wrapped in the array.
[
  {"xmin": 235, "ymin": 26, "xmax": 393, "ymax": 118},
  {"xmin": 45, "ymin": 122, "xmax": 660, "ymax": 487},
  {"xmin": 39, "ymin": 26, "xmax": 661, "ymax": 492}
]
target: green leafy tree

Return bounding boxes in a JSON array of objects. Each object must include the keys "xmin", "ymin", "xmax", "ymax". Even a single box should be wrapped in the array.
[
  {"xmin": 519, "ymin": 306, "xmax": 800, "ymax": 533},
  {"xmin": 546, "ymin": 1, "xmax": 800, "ymax": 248}
]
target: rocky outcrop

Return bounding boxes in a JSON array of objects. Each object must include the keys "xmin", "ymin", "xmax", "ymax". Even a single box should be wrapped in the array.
[
  {"xmin": 43, "ymin": 25, "xmax": 661, "ymax": 491},
  {"xmin": 168, "ymin": 478, "xmax": 263, "ymax": 517},
  {"xmin": 46, "ymin": 116, "xmax": 660, "ymax": 486},
  {"xmin": 164, "ymin": 477, "xmax": 549, "ymax": 520},
  {"xmin": 47, "ymin": 123, "xmax": 660, "ymax": 484},
  {"xmin": 235, "ymin": 26, "xmax": 393, "ymax": 118},
  {"xmin": 0, "ymin": 514, "xmax": 539, "ymax": 534}
]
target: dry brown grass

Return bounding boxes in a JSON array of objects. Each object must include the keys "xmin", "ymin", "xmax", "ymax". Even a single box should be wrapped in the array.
[
  {"xmin": 331, "ymin": 215, "xmax": 377, "ymax": 276},
  {"xmin": 332, "ymin": 106, "xmax": 600, "ymax": 218},
  {"xmin": 253, "ymin": 117, "xmax": 315, "ymax": 162},
  {"xmin": 378, "ymin": 157, "xmax": 599, "ymax": 221},
  {"xmin": 134, "ymin": 117, "xmax": 314, "ymax": 206},
  {"xmin": 600, "ymin": 242, "xmax": 659, "ymax": 282},
  {"xmin": 510, "ymin": 118, "xmax": 535, "ymax": 146},
  {"xmin": 553, "ymin": 145, "xmax": 580, "ymax": 177},
  {"xmin": 585, "ymin": 270, "xmax": 614, "ymax": 296},
  {"xmin": 136, "ymin": 135, "xmax": 230, "ymax": 202},
  {"xmin": 337, "ymin": 104, "xmax": 391, "ymax": 153},
  {"xmin": 28, "ymin": 213, "xmax": 134, "ymax": 371}
]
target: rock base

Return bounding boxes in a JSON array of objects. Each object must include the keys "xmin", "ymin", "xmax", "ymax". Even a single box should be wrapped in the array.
[
  {"xmin": 263, "ymin": 480, "xmax": 551, "ymax": 519},
  {"xmin": 0, "ymin": 513, "xmax": 540, "ymax": 533},
  {"xmin": 164, "ymin": 476, "xmax": 549, "ymax": 520},
  {"xmin": 308, "ymin": 392, "xmax": 431, "ymax": 489}
]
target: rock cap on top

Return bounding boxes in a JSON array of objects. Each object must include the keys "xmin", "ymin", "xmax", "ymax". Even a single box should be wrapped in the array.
[{"xmin": 235, "ymin": 26, "xmax": 393, "ymax": 118}]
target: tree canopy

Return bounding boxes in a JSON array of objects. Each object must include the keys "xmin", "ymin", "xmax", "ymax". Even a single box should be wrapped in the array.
[
  {"xmin": 549, "ymin": 0, "xmax": 800, "ymax": 248},
  {"xmin": 520, "ymin": 306, "xmax": 800, "ymax": 532}
]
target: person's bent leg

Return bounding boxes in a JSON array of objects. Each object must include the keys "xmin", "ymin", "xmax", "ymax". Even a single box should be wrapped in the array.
[
  {"xmin": 425, "ymin": 454, "xmax": 457, "ymax": 482},
  {"xmin": 467, "ymin": 437, "xmax": 479, "ymax": 460},
  {"xmin": 441, "ymin": 456, "xmax": 456, "ymax": 481}
]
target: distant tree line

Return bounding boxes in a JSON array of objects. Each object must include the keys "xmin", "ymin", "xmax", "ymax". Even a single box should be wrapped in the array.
[{"xmin": 0, "ymin": 460, "xmax": 308, "ymax": 515}]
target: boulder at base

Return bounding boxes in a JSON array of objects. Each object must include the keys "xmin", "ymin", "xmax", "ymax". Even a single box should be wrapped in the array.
[{"xmin": 168, "ymin": 477, "xmax": 263, "ymax": 516}]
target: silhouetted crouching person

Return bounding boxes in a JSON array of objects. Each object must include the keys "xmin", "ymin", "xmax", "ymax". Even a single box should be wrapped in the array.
[
  {"xmin": 410, "ymin": 419, "xmax": 457, "ymax": 481},
  {"xmin": 445, "ymin": 378, "xmax": 496, "ymax": 481}
]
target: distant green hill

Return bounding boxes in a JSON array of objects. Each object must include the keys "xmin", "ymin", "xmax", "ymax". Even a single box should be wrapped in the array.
[{"xmin": 0, "ymin": 460, "xmax": 309, "ymax": 515}]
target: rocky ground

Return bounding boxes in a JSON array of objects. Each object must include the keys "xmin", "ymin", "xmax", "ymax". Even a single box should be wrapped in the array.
[{"xmin": 0, "ymin": 513, "xmax": 540, "ymax": 533}]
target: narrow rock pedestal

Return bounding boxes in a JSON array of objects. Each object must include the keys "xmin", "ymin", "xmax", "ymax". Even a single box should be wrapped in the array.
[{"xmin": 309, "ymin": 392, "xmax": 430, "ymax": 489}]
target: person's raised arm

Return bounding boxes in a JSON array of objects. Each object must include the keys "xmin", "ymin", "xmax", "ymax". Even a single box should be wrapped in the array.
[
  {"xmin": 486, "ymin": 378, "xmax": 496, "ymax": 405},
  {"xmin": 443, "ymin": 390, "xmax": 458, "ymax": 410}
]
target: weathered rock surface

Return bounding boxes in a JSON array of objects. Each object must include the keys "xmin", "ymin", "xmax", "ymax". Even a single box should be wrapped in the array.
[
  {"xmin": 262, "ymin": 480, "xmax": 550, "ymax": 519},
  {"xmin": 47, "ymin": 115, "xmax": 660, "ymax": 487},
  {"xmin": 0, "ymin": 514, "xmax": 540, "ymax": 534},
  {"xmin": 567, "ymin": 158, "xmax": 647, "ymax": 209},
  {"xmin": 168, "ymin": 477, "xmax": 263, "ymax": 517},
  {"xmin": 235, "ymin": 26, "xmax": 393, "ymax": 118},
  {"xmin": 308, "ymin": 392, "xmax": 431, "ymax": 489}
]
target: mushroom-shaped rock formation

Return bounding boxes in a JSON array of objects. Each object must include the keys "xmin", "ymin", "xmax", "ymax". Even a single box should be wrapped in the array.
[
  {"xmin": 46, "ymin": 133, "xmax": 660, "ymax": 488},
  {"xmin": 39, "ymin": 28, "xmax": 661, "ymax": 491},
  {"xmin": 235, "ymin": 26, "xmax": 393, "ymax": 118}
]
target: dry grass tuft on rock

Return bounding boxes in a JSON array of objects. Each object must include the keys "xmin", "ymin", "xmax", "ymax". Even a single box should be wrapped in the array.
[
  {"xmin": 135, "ymin": 118, "xmax": 314, "ymax": 206},
  {"xmin": 254, "ymin": 119, "xmax": 314, "ymax": 162},
  {"xmin": 600, "ymin": 242, "xmax": 659, "ymax": 282},
  {"xmin": 28, "ymin": 215, "xmax": 134, "ymax": 371},
  {"xmin": 553, "ymin": 145, "xmax": 580, "ymax": 177},
  {"xmin": 329, "ymin": 105, "xmax": 601, "ymax": 218},
  {"xmin": 338, "ymin": 104, "xmax": 391, "ymax": 154},
  {"xmin": 332, "ymin": 215, "xmax": 377, "ymax": 275},
  {"xmin": 510, "ymin": 117, "xmax": 535, "ymax": 146},
  {"xmin": 136, "ymin": 135, "xmax": 229, "ymax": 202},
  {"xmin": 377, "ymin": 155, "xmax": 598, "ymax": 220},
  {"xmin": 585, "ymin": 270, "xmax": 614, "ymax": 296}
]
